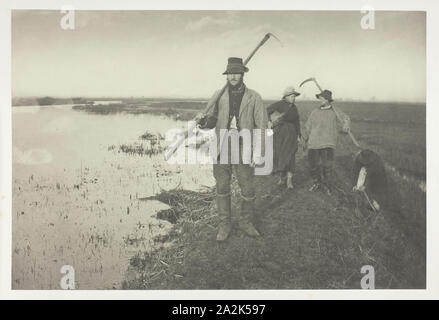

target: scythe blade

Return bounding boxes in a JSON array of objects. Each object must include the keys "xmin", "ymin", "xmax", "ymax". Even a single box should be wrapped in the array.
[{"xmin": 299, "ymin": 77, "xmax": 316, "ymax": 88}]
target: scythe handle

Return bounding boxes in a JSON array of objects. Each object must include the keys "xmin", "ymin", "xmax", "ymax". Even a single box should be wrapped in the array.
[
  {"xmin": 164, "ymin": 33, "xmax": 276, "ymax": 161},
  {"xmin": 332, "ymin": 106, "xmax": 361, "ymax": 148},
  {"xmin": 312, "ymin": 78, "xmax": 324, "ymax": 92},
  {"xmin": 201, "ymin": 33, "xmax": 272, "ymax": 117},
  {"xmin": 164, "ymin": 82, "xmax": 227, "ymax": 160},
  {"xmin": 347, "ymin": 127, "xmax": 361, "ymax": 148},
  {"xmin": 244, "ymin": 33, "xmax": 271, "ymax": 65}
]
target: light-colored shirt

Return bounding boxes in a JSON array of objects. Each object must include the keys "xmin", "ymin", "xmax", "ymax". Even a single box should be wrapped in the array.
[{"xmin": 303, "ymin": 106, "xmax": 350, "ymax": 149}]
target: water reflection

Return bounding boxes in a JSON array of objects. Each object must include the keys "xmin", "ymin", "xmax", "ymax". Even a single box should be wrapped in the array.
[{"xmin": 12, "ymin": 104, "xmax": 215, "ymax": 289}]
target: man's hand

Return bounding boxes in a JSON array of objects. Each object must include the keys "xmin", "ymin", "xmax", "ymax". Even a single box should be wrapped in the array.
[
  {"xmin": 194, "ymin": 112, "xmax": 207, "ymax": 129},
  {"xmin": 194, "ymin": 112, "xmax": 206, "ymax": 124},
  {"xmin": 352, "ymin": 185, "xmax": 365, "ymax": 192},
  {"xmin": 302, "ymin": 140, "xmax": 307, "ymax": 152},
  {"xmin": 342, "ymin": 118, "xmax": 350, "ymax": 133},
  {"xmin": 250, "ymin": 156, "xmax": 265, "ymax": 168}
]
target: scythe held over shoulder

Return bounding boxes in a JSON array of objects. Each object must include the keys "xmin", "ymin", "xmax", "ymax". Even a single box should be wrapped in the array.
[
  {"xmin": 299, "ymin": 77, "xmax": 385, "ymax": 213},
  {"xmin": 164, "ymin": 33, "xmax": 281, "ymax": 161}
]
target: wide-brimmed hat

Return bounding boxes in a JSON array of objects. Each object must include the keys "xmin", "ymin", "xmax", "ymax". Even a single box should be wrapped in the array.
[
  {"xmin": 222, "ymin": 57, "xmax": 249, "ymax": 75},
  {"xmin": 282, "ymin": 86, "xmax": 301, "ymax": 98},
  {"xmin": 316, "ymin": 89, "xmax": 333, "ymax": 102}
]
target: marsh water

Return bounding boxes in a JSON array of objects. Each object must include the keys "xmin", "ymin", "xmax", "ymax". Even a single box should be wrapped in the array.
[{"xmin": 12, "ymin": 104, "xmax": 215, "ymax": 289}]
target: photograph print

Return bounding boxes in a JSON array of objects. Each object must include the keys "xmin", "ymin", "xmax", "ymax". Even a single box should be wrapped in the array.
[{"xmin": 11, "ymin": 10, "xmax": 425, "ymax": 290}]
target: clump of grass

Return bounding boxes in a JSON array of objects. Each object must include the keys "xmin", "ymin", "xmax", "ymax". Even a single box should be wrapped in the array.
[
  {"xmin": 72, "ymin": 103, "xmax": 129, "ymax": 115},
  {"xmin": 118, "ymin": 143, "xmax": 163, "ymax": 157},
  {"xmin": 139, "ymin": 131, "xmax": 164, "ymax": 141}
]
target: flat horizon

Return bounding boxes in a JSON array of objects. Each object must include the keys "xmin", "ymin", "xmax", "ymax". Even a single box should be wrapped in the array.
[
  {"xmin": 12, "ymin": 11, "xmax": 425, "ymax": 102},
  {"xmin": 11, "ymin": 95, "xmax": 426, "ymax": 105}
]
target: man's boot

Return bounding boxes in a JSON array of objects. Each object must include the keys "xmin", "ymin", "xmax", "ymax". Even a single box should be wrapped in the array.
[
  {"xmin": 277, "ymin": 172, "xmax": 286, "ymax": 186},
  {"xmin": 238, "ymin": 196, "xmax": 260, "ymax": 237},
  {"xmin": 216, "ymin": 193, "xmax": 232, "ymax": 242}
]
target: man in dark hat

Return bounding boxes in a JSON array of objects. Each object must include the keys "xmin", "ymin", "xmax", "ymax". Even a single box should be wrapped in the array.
[
  {"xmin": 195, "ymin": 57, "xmax": 269, "ymax": 242},
  {"xmin": 302, "ymin": 89, "xmax": 350, "ymax": 195}
]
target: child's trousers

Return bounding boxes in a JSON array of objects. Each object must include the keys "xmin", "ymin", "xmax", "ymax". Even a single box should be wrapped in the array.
[{"xmin": 308, "ymin": 148, "xmax": 335, "ymax": 185}]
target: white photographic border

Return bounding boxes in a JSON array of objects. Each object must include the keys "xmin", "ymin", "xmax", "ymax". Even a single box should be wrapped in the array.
[{"xmin": 0, "ymin": 0, "xmax": 437, "ymax": 300}]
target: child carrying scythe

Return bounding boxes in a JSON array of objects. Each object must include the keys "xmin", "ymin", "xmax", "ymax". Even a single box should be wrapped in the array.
[{"xmin": 302, "ymin": 89, "xmax": 350, "ymax": 195}]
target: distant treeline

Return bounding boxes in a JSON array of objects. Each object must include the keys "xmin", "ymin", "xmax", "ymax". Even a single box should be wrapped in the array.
[
  {"xmin": 72, "ymin": 103, "xmax": 199, "ymax": 121},
  {"xmin": 13, "ymin": 97, "xmax": 73, "ymax": 106},
  {"xmin": 71, "ymin": 99, "xmax": 426, "ymax": 126},
  {"xmin": 72, "ymin": 104, "xmax": 137, "ymax": 115},
  {"xmin": 147, "ymin": 101, "xmax": 206, "ymax": 110},
  {"xmin": 72, "ymin": 100, "xmax": 211, "ymax": 120},
  {"xmin": 12, "ymin": 96, "xmax": 207, "ymax": 107}
]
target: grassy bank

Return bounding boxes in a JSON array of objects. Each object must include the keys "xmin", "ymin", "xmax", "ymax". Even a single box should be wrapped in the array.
[{"xmin": 123, "ymin": 154, "xmax": 425, "ymax": 289}]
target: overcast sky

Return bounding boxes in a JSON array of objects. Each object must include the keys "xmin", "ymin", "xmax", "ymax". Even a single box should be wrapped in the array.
[{"xmin": 12, "ymin": 10, "xmax": 425, "ymax": 102}]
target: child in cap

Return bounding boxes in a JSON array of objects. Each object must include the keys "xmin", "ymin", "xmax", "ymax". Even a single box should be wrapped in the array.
[{"xmin": 302, "ymin": 89, "xmax": 350, "ymax": 195}]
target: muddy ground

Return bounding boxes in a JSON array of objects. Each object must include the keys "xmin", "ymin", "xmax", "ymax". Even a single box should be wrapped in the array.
[{"xmin": 123, "ymin": 148, "xmax": 425, "ymax": 289}]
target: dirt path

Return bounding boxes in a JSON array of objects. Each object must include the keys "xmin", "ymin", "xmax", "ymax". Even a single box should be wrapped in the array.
[{"xmin": 123, "ymin": 151, "xmax": 425, "ymax": 289}]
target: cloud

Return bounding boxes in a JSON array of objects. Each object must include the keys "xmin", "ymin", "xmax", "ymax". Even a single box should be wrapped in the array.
[{"xmin": 185, "ymin": 15, "xmax": 239, "ymax": 31}]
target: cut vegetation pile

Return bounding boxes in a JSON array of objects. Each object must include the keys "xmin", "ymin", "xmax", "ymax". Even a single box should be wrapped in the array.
[{"xmin": 107, "ymin": 130, "xmax": 165, "ymax": 157}]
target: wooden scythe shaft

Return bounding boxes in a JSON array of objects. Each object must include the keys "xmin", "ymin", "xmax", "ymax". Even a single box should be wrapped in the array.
[{"xmin": 164, "ymin": 33, "xmax": 275, "ymax": 161}]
